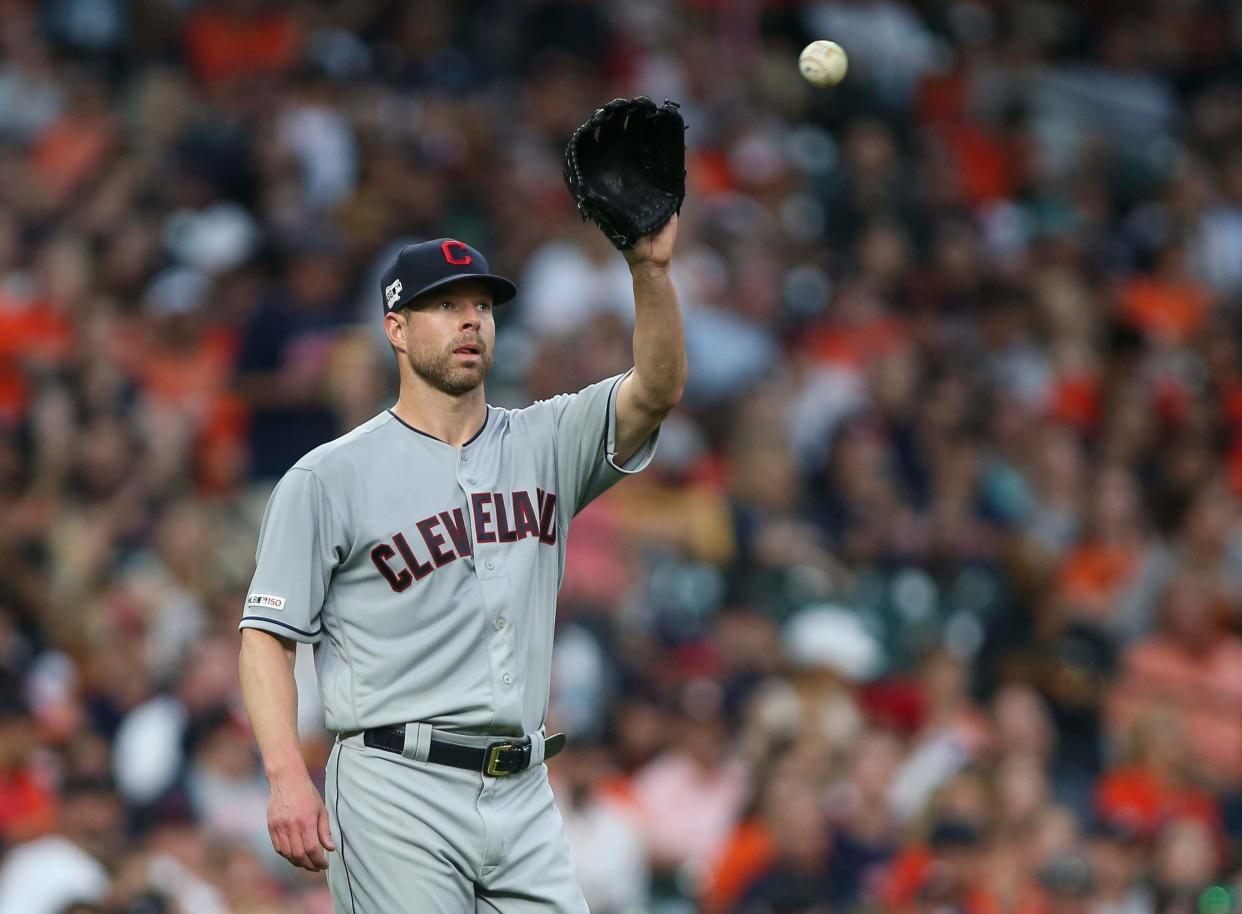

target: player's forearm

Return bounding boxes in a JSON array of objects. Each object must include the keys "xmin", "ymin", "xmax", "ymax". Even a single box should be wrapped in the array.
[
  {"xmin": 239, "ymin": 629, "xmax": 309, "ymax": 782},
  {"xmin": 628, "ymin": 263, "xmax": 687, "ymax": 413}
]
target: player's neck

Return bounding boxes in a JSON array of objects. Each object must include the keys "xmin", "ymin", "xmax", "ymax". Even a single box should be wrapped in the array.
[{"xmin": 391, "ymin": 383, "xmax": 488, "ymax": 448}]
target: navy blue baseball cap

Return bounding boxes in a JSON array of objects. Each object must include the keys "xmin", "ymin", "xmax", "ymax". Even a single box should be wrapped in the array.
[{"xmin": 380, "ymin": 238, "xmax": 517, "ymax": 314}]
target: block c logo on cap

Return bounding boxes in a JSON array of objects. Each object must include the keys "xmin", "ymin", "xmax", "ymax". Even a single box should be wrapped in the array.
[
  {"xmin": 441, "ymin": 240, "xmax": 473, "ymax": 265},
  {"xmin": 385, "ymin": 279, "xmax": 403, "ymax": 309}
]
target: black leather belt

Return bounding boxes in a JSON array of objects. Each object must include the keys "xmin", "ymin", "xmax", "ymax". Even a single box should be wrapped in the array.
[{"xmin": 362, "ymin": 726, "xmax": 566, "ymax": 777}]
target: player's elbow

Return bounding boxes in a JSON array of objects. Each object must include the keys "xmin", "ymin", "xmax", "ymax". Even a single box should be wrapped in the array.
[
  {"xmin": 665, "ymin": 359, "xmax": 688, "ymax": 406},
  {"xmin": 638, "ymin": 363, "xmax": 687, "ymax": 415},
  {"xmin": 662, "ymin": 378, "xmax": 686, "ymax": 414},
  {"xmin": 638, "ymin": 384, "xmax": 683, "ymax": 420}
]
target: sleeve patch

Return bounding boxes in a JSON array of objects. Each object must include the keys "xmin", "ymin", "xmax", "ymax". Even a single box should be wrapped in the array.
[{"xmin": 246, "ymin": 593, "xmax": 287, "ymax": 611}]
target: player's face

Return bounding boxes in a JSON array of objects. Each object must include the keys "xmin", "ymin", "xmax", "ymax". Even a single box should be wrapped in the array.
[{"xmin": 402, "ymin": 280, "xmax": 496, "ymax": 395}]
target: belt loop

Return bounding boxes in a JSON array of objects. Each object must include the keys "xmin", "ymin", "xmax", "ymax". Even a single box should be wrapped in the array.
[
  {"xmin": 402, "ymin": 722, "xmax": 432, "ymax": 762},
  {"xmin": 527, "ymin": 727, "xmax": 546, "ymax": 768}
]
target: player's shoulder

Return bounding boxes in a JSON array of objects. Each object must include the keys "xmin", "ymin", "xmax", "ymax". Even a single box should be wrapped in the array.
[
  {"xmin": 504, "ymin": 371, "xmax": 630, "ymax": 425},
  {"xmin": 288, "ymin": 411, "xmax": 400, "ymax": 480},
  {"xmin": 493, "ymin": 394, "xmax": 560, "ymax": 434}
]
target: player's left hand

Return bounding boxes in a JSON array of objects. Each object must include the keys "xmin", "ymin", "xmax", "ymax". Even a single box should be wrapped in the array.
[{"xmin": 623, "ymin": 214, "xmax": 678, "ymax": 271}]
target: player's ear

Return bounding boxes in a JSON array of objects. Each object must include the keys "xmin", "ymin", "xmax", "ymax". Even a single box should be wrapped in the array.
[{"xmin": 384, "ymin": 309, "xmax": 408, "ymax": 353}]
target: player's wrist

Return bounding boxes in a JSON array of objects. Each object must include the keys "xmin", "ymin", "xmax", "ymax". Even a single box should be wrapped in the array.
[
  {"xmin": 627, "ymin": 258, "xmax": 671, "ymax": 279},
  {"xmin": 263, "ymin": 752, "xmax": 312, "ymax": 785}
]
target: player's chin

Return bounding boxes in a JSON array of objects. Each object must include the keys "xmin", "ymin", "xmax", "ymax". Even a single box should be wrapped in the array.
[{"xmin": 441, "ymin": 363, "xmax": 490, "ymax": 394}]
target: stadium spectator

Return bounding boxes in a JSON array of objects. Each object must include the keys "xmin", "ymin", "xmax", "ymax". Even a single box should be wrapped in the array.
[{"xmin": 0, "ymin": 1, "xmax": 1240, "ymax": 910}]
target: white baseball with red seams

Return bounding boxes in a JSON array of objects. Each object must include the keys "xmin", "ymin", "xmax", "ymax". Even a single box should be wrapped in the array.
[{"xmin": 799, "ymin": 39, "xmax": 849, "ymax": 87}]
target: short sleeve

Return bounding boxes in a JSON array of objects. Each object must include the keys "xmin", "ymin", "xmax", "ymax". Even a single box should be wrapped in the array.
[
  {"xmin": 550, "ymin": 369, "xmax": 660, "ymax": 516},
  {"xmin": 238, "ymin": 468, "xmax": 345, "ymax": 643}
]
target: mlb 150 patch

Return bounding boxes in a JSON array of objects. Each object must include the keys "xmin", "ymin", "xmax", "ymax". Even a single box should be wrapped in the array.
[{"xmin": 246, "ymin": 593, "xmax": 287, "ymax": 611}]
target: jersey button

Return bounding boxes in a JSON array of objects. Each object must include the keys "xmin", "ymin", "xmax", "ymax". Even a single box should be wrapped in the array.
[
  {"xmin": 502, "ymin": 673, "xmax": 513, "ymax": 686},
  {"xmin": 466, "ymin": 477, "xmax": 478, "ymax": 485},
  {"xmin": 461, "ymin": 453, "xmax": 470, "ymax": 462},
  {"xmin": 485, "ymin": 560, "xmax": 496, "ymax": 571},
  {"xmin": 495, "ymin": 617, "xmax": 506, "ymax": 630}
]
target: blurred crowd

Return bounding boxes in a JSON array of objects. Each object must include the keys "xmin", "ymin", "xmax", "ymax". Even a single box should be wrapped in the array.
[{"xmin": 1, "ymin": 0, "xmax": 1242, "ymax": 912}]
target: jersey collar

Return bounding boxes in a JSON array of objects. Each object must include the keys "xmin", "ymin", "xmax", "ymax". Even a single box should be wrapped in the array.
[{"xmin": 386, "ymin": 407, "xmax": 489, "ymax": 448}]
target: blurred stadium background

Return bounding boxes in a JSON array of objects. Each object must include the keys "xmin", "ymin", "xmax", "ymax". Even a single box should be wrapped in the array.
[{"xmin": 1, "ymin": 0, "xmax": 1242, "ymax": 912}]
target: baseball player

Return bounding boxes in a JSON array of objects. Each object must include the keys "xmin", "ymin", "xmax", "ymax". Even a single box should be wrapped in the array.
[{"xmin": 237, "ymin": 215, "xmax": 685, "ymax": 912}]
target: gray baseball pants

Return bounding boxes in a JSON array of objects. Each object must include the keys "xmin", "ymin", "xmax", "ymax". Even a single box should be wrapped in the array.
[{"xmin": 325, "ymin": 728, "xmax": 589, "ymax": 913}]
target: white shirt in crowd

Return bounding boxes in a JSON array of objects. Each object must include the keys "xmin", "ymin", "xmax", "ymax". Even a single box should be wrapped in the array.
[{"xmin": 0, "ymin": 835, "xmax": 109, "ymax": 914}]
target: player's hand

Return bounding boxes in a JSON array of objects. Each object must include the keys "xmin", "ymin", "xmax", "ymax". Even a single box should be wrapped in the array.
[
  {"xmin": 623, "ymin": 214, "xmax": 678, "ymax": 271},
  {"xmin": 267, "ymin": 772, "xmax": 336, "ymax": 872}
]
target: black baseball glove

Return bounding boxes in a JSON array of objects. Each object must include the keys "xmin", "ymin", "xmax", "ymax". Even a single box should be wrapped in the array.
[{"xmin": 563, "ymin": 96, "xmax": 687, "ymax": 251}]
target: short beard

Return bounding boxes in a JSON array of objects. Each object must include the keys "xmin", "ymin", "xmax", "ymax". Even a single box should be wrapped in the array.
[{"xmin": 406, "ymin": 341, "xmax": 493, "ymax": 396}]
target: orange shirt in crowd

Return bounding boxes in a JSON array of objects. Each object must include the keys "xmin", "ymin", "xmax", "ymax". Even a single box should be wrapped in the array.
[
  {"xmin": 917, "ymin": 69, "xmax": 1020, "ymax": 206},
  {"xmin": 1118, "ymin": 276, "xmax": 1210, "ymax": 346},
  {"xmin": 880, "ymin": 846, "xmax": 1002, "ymax": 914},
  {"xmin": 114, "ymin": 324, "xmax": 238, "ymax": 414},
  {"xmin": 691, "ymin": 148, "xmax": 735, "ymax": 198},
  {"xmin": 31, "ymin": 115, "xmax": 116, "ymax": 199},
  {"xmin": 700, "ymin": 820, "xmax": 776, "ymax": 914},
  {"xmin": 804, "ymin": 316, "xmax": 909, "ymax": 370},
  {"xmin": 0, "ymin": 295, "xmax": 74, "ymax": 424},
  {"xmin": 0, "ymin": 767, "xmax": 56, "ymax": 844},
  {"xmin": 109, "ymin": 320, "xmax": 245, "ymax": 493},
  {"xmin": 1047, "ymin": 370, "xmax": 1101, "ymax": 431},
  {"xmin": 1109, "ymin": 636, "xmax": 1242, "ymax": 786},
  {"xmin": 184, "ymin": 7, "xmax": 300, "ymax": 86},
  {"xmin": 1095, "ymin": 765, "xmax": 1222, "ymax": 837},
  {"xmin": 1056, "ymin": 541, "xmax": 1141, "ymax": 613}
]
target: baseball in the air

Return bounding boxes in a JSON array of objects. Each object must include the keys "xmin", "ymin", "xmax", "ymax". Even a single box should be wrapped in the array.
[{"xmin": 799, "ymin": 40, "xmax": 848, "ymax": 87}]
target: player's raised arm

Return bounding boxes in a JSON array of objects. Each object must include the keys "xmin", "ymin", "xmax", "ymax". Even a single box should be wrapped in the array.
[
  {"xmin": 616, "ymin": 215, "xmax": 688, "ymax": 464},
  {"xmin": 563, "ymin": 96, "xmax": 689, "ymax": 467}
]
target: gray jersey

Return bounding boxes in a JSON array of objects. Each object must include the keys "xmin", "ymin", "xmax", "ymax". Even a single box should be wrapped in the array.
[{"xmin": 239, "ymin": 370, "xmax": 657, "ymax": 737}]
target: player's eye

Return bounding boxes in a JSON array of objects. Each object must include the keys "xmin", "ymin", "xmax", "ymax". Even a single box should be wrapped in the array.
[
  {"xmin": 477, "ymin": 302, "xmax": 492, "ymax": 313},
  {"xmin": 439, "ymin": 301, "xmax": 455, "ymax": 310}
]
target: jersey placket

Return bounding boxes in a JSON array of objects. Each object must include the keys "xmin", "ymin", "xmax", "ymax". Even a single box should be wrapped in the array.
[{"xmin": 458, "ymin": 437, "xmax": 521, "ymax": 727}]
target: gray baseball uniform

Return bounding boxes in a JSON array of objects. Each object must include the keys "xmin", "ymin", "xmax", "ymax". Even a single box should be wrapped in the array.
[{"xmin": 239, "ymin": 369, "xmax": 658, "ymax": 913}]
